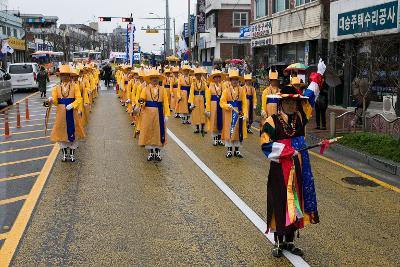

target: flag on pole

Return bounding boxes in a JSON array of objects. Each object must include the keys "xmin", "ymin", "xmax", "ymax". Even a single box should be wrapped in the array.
[{"xmin": 1, "ymin": 41, "xmax": 14, "ymax": 54}]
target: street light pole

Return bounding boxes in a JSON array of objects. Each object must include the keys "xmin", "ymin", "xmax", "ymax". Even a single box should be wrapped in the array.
[
  {"xmin": 173, "ymin": 18, "xmax": 176, "ymax": 56},
  {"xmin": 165, "ymin": 0, "xmax": 171, "ymax": 56},
  {"xmin": 187, "ymin": 0, "xmax": 191, "ymax": 62}
]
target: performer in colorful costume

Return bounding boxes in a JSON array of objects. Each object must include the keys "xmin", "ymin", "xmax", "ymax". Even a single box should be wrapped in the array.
[
  {"xmin": 49, "ymin": 65, "xmax": 86, "ymax": 162},
  {"xmin": 260, "ymin": 59, "xmax": 326, "ymax": 258}
]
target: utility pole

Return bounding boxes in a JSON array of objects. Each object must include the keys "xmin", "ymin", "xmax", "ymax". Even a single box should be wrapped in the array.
[
  {"xmin": 165, "ymin": 0, "xmax": 171, "ymax": 56},
  {"xmin": 173, "ymin": 18, "xmax": 176, "ymax": 56},
  {"xmin": 187, "ymin": 0, "xmax": 191, "ymax": 62}
]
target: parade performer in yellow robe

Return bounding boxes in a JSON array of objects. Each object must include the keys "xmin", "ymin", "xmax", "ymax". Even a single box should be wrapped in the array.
[
  {"xmin": 48, "ymin": 65, "xmax": 85, "ymax": 162},
  {"xmin": 206, "ymin": 70, "xmax": 225, "ymax": 146},
  {"xmin": 170, "ymin": 67, "xmax": 180, "ymax": 116},
  {"xmin": 261, "ymin": 70, "xmax": 280, "ymax": 127},
  {"xmin": 176, "ymin": 65, "xmax": 192, "ymax": 124},
  {"xmin": 138, "ymin": 69, "xmax": 170, "ymax": 161},
  {"xmin": 133, "ymin": 70, "xmax": 147, "ymax": 136},
  {"xmin": 162, "ymin": 68, "xmax": 172, "ymax": 109},
  {"xmin": 189, "ymin": 68, "xmax": 208, "ymax": 135},
  {"xmin": 243, "ymin": 74, "xmax": 257, "ymax": 134},
  {"xmin": 220, "ymin": 69, "xmax": 248, "ymax": 158},
  {"xmin": 71, "ymin": 68, "xmax": 89, "ymax": 127}
]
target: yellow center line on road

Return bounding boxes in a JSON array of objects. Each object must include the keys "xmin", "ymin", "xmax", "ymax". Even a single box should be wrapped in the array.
[
  {"xmin": 1, "ymin": 129, "xmax": 45, "ymax": 137},
  {"xmin": 0, "ymin": 136, "xmax": 50, "ymax": 145},
  {"xmin": 0, "ymin": 92, "xmax": 39, "ymax": 113},
  {"xmin": 0, "ymin": 144, "xmax": 54, "ymax": 155},
  {"xmin": 251, "ymin": 126, "xmax": 400, "ymax": 193},
  {"xmin": 0, "ymin": 144, "xmax": 60, "ymax": 266},
  {"xmin": 0, "ymin": 156, "xmax": 48, "ymax": 167},
  {"xmin": 0, "ymin": 172, "xmax": 41, "ymax": 183},
  {"xmin": 0, "ymin": 232, "xmax": 8, "ymax": 240},
  {"xmin": 0, "ymin": 195, "xmax": 28, "ymax": 206}
]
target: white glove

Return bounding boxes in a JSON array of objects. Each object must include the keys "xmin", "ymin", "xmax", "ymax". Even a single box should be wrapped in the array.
[
  {"xmin": 125, "ymin": 99, "xmax": 131, "ymax": 103},
  {"xmin": 243, "ymin": 116, "xmax": 247, "ymax": 121},
  {"xmin": 293, "ymin": 150, "xmax": 299, "ymax": 157},
  {"xmin": 205, "ymin": 111, "xmax": 211, "ymax": 118},
  {"xmin": 164, "ymin": 117, "xmax": 169, "ymax": 123},
  {"xmin": 133, "ymin": 105, "xmax": 140, "ymax": 112},
  {"xmin": 190, "ymin": 104, "xmax": 195, "ymax": 109},
  {"xmin": 228, "ymin": 104, "xmax": 233, "ymax": 109},
  {"xmin": 66, "ymin": 104, "xmax": 73, "ymax": 111},
  {"xmin": 48, "ymin": 97, "xmax": 53, "ymax": 102},
  {"xmin": 261, "ymin": 110, "xmax": 267, "ymax": 117},
  {"xmin": 317, "ymin": 58, "xmax": 326, "ymax": 75},
  {"xmin": 253, "ymin": 106, "xmax": 257, "ymax": 110}
]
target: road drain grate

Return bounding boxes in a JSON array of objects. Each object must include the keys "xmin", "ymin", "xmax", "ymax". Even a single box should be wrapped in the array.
[{"xmin": 342, "ymin": 176, "xmax": 379, "ymax": 187}]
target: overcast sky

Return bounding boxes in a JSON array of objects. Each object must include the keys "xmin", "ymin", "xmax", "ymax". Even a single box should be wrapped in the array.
[{"xmin": 8, "ymin": 0, "xmax": 195, "ymax": 52}]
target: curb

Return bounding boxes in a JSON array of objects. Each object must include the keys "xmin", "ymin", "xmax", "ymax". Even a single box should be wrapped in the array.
[{"xmin": 307, "ymin": 133, "xmax": 400, "ymax": 176}]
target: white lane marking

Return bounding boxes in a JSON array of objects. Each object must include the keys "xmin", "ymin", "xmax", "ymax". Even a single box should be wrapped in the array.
[{"xmin": 167, "ymin": 129, "xmax": 311, "ymax": 267}]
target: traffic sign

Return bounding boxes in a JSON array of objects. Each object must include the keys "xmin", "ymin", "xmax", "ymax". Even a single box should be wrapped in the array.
[{"xmin": 146, "ymin": 29, "xmax": 159, "ymax": 33}]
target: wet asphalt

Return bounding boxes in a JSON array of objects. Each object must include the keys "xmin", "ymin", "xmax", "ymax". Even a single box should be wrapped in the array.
[{"xmin": 2, "ymin": 86, "xmax": 400, "ymax": 266}]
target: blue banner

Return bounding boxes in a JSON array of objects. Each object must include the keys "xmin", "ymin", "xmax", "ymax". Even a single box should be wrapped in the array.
[
  {"xmin": 230, "ymin": 109, "xmax": 239, "ymax": 139},
  {"xmin": 338, "ymin": 1, "xmax": 398, "ymax": 36}
]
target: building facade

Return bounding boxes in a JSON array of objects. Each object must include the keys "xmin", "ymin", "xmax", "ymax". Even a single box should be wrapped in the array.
[
  {"xmin": 329, "ymin": 0, "xmax": 400, "ymax": 108},
  {"xmin": 197, "ymin": 0, "xmax": 252, "ymax": 65},
  {"xmin": 0, "ymin": 10, "xmax": 25, "ymax": 64},
  {"xmin": 250, "ymin": 0, "xmax": 329, "ymax": 69}
]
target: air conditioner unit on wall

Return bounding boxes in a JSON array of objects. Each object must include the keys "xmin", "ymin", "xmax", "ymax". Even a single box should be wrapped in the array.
[{"xmin": 382, "ymin": 95, "xmax": 397, "ymax": 114}]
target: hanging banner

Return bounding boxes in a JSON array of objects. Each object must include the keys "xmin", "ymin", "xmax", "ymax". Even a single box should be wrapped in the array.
[{"xmin": 197, "ymin": 0, "xmax": 206, "ymax": 33}]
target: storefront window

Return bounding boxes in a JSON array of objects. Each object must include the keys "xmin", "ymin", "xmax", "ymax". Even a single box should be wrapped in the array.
[
  {"xmin": 279, "ymin": 43, "xmax": 296, "ymax": 63},
  {"xmin": 255, "ymin": 0, "xmax": 266, "ymax": 18}
]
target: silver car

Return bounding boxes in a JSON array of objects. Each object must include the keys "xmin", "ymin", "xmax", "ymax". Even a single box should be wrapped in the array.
[{"xmin": 0, "ymin": 68, "xmax": 13, "ymax": 106}]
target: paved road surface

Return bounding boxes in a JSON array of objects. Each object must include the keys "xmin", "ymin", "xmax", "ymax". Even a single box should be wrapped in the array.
[{"xmin": 2, "ymin": 87, "xmax": 399, "ymax": 266}]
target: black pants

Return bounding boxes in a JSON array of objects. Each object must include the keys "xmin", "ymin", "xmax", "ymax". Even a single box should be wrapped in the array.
[
  {"xmin": 315, "ymin": 103, "xmax": 327, "ymax": 128},
  {"xmin": 40, "ymin": 91, "xmax": 46, "ymax": 98},
  {"xmin": 104, "ymin": 78, "xmax": 110, "ymax": 87}
]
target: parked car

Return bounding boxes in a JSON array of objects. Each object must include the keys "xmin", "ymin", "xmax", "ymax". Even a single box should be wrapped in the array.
[
  {"xmin": 7, "ymin": 63, "xmax": 39, "ymax": 91},
  {"xmin": 0, "ymin": 68, "xmax": 13, "ymax": 106}
]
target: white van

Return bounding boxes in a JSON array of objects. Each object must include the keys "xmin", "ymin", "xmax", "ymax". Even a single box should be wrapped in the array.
[{"xmin": 7, "ymin": 63, "xmax": 39, "ymax": 91}]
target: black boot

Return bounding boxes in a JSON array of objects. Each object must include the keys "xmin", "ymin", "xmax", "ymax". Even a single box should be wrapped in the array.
[
  {"xmin": 70, "ymin": 148, "xmax": 76, "ymax": 162},
  {"xmin": 201, "ymin": 124, "xmax": 206, "ymax": 136},
  {"xmin": 272, "ymin": 234, "xmax": 284, "ymax": 258},
  {"xmin": 147, "ymin": 149, "xmax": 154, "ymax": 161},
  {"xmin": 218, "ymin": 135, "xmax": 224, "ymax": 146},
  {"xmin": 226, "ymin": 147, "xmax": 233, "ymax": 158},
  {"xmin": 154, "ymin": 148, "xmax": 162, "ymax": 161},
  {"xmin": 61, "ymin": 148, "xmax": 68, "ymax": 162},
  {"xmin": 194, "ymin": 125, "xmax": 200, "ymax": 134},
  {"xmin": 213, "ymin": 136, "xmax": 218, "ymax": 146},
  {"xmin": 284, "ymin": 232, "xmax": 304, "ymax": 256},
  {"xmin": 234, "ymin": 147, "xmax": 243, "ymax": 158}
]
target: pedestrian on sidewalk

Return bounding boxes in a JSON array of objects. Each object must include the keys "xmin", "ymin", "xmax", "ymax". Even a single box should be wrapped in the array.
[
  {"xmin": 176, "ymin": 65, "xmax": 192, "ymax": 124},
  {"xmin": 315, "ymin": 83, "xmax": 328, "ymax": 130},
  {"xmin": 37, "ymin": 66, "xmax": 50, "ymax": 98},
  {"xmin": 220, "ymin": 69, "xmax": 248, "ymax": 158},
  {"xmin": 243, "ymin": 74, "xmax": 257, "ymax": 134},
  {"xmin": 48, "ymin": 65, "xmax": 86, "ymax": 162},
  {"xmin": 206, "ymin": 70, "xmax": 224, "ymax": 146},
  {"xmin": 138, "ymin": 69, "xmax": 170, "ymax": 161},
  {"xmin": 189, "ymin": 68, "xmax": 208, "ymax": 135},
  {"xmin": 260, "ymin": 59, "xmax": 326, "ymax": 258}
]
